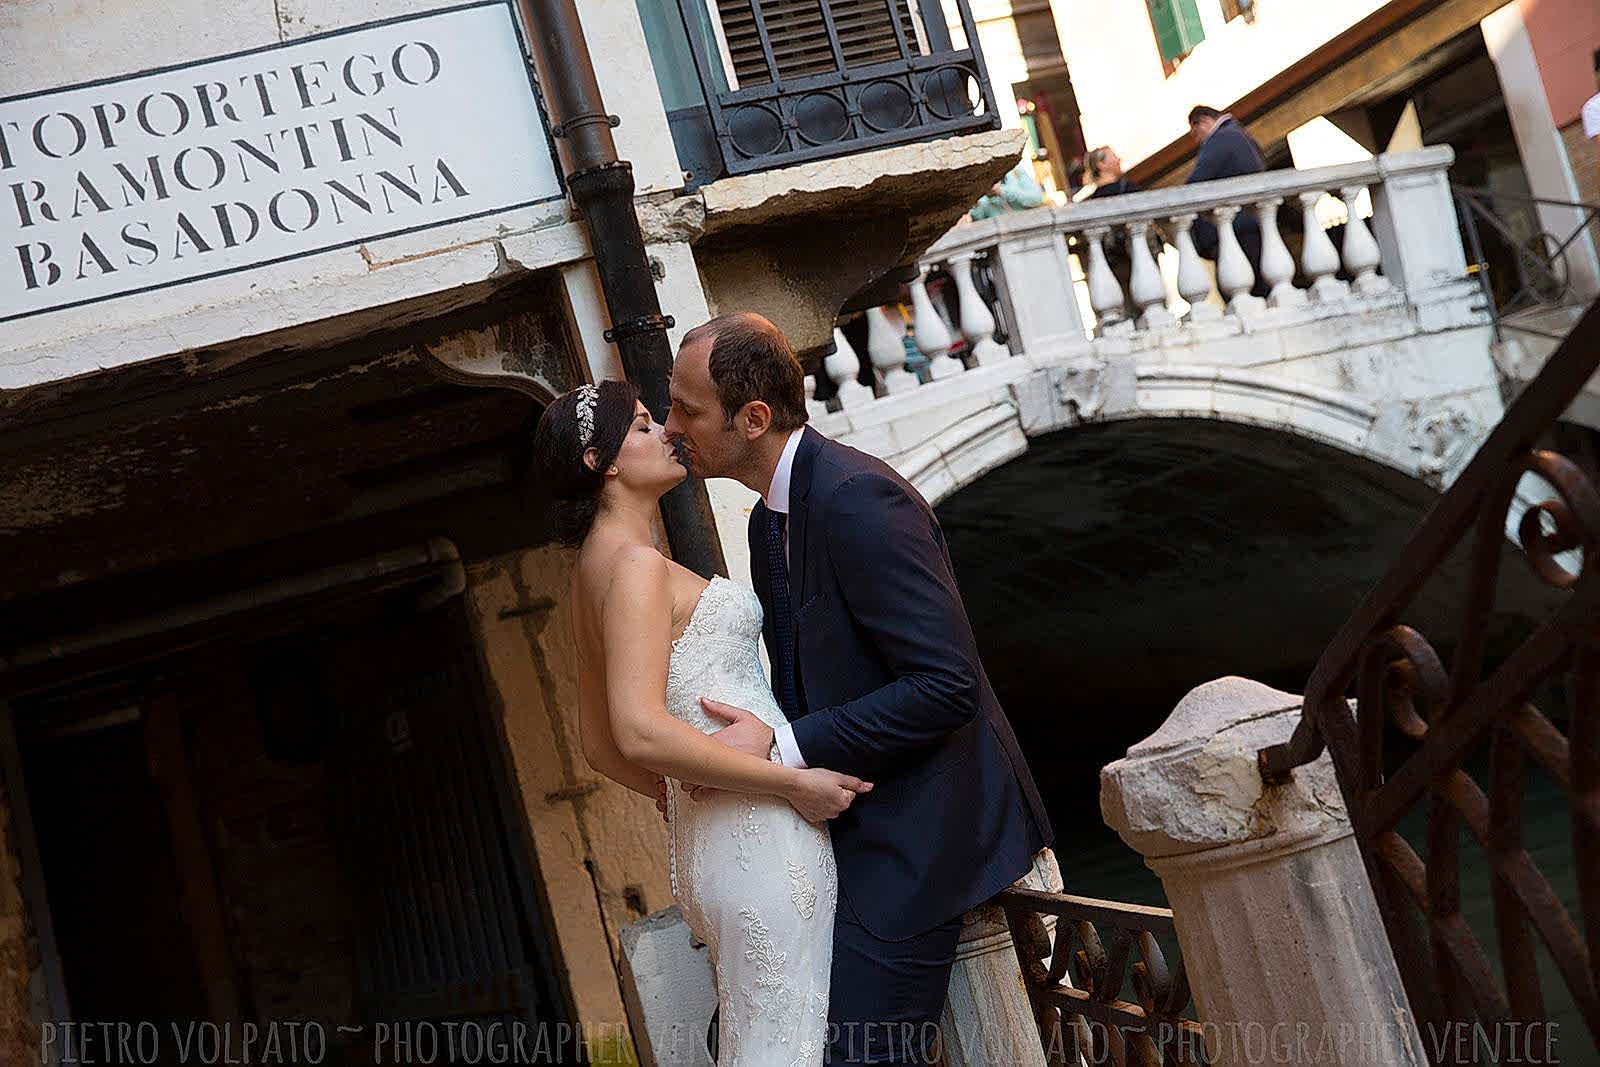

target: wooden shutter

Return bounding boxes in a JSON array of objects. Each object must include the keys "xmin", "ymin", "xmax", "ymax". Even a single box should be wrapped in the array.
[
  {"xmin": 717, "ymin": 0, "xmax": 921, "ymax": 86},
  {"xmin": 1147, "ymin": 0, "xmax": 1205, "ymax": 64}
]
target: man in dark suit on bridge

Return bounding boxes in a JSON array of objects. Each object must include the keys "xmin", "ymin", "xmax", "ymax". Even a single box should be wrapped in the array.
[{"xmin": 1186, "ymin": 105, "xmax": 1268, "ymax": 294}]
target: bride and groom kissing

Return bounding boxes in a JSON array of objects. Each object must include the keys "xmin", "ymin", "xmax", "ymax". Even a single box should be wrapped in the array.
[{"xmin": 531, "ymin": 312, "xmax": 1053, "ymax": 1065}]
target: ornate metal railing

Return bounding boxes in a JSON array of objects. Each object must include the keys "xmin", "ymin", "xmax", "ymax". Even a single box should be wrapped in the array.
[
  {"xmin": 999, "ymin": 886, "xmax": 1208, "ymax": 1065},
  {"xmin": 1258, "ymin": 299, "xmax": 1600, "ymax": 1057},
  {"xmin": 667, "ymin": 0, "xmax": 998, "ymax": 183}
]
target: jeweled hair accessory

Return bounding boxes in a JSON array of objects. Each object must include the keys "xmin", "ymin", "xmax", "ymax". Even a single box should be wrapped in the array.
[{"xmin": 574, "ymin": 384, "xmax": 599, "ymax": 448}]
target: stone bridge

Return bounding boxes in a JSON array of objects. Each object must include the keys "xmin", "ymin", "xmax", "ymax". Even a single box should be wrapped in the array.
[{"xmin": 814, "ymin": 147, "xmax": 1509, "ymax": 508}]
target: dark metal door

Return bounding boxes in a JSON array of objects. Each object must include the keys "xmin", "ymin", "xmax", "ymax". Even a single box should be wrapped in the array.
[{"xmin": 324, "ymin": 602, "xmax": 571, "ymax": 1061}]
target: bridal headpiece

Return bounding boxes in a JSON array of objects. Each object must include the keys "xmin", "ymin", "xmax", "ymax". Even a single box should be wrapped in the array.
[{"xmin": 574, "ymin": 384, "xmax": 599, "ymax": 449}]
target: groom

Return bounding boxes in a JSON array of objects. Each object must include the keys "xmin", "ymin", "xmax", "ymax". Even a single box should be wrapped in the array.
[{"xmin": 664, "ymin": 312, "xmax": 1053, "ymax": 1064}]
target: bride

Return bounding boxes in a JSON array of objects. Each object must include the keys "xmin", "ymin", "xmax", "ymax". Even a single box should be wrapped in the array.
[{"xmin": 530, "ymin": 379, "xmax": 870, "ymax": 1066}]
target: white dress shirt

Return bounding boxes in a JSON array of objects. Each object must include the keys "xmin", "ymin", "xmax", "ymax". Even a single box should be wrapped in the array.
[{"xmin": 764, "ymin": 428, "xmax": 809, "ymax": 769}]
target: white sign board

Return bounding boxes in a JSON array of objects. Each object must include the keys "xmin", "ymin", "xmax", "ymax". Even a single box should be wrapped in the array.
[{"xmin": 0, "ymin": 1, "xmax": 563, "ymax": 323}]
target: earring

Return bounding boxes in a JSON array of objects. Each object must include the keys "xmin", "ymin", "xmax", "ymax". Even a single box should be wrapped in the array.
[{"xmin": 607, "ymin": 465, "xmax": 619, "ymax": 475}]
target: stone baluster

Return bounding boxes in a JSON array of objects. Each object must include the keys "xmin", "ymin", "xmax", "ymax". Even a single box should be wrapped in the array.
[
  {"xmin": 865, "ymin": 306, "xmax": 917, "ymax": 395},
  {"xmin": 1339, "ymin": 185, "xmax": 1389, "ymax": 295},
  {"xmin": 1212, "ymin": 204, "xmax": 1263, "ymax": 314},
  {"xmin": 1101, "ymin": 679, "xmax": 1429, "ymax": 1066},
  {"xmin": 1297, "ymin": 191, "xmax": 1349, "ymax": 302},
  {"xmin": 1254, "ymin": 197, "xmax": 1302, "ymax": 308},
  {"xmin": 1171, "ymin": 213, "xmax": 1221, "ymax": 322},
  {"xmin": 1126, "ymin": 219, "xmax": 1173, "ymax": 330},
  {"xmin": 1082, "ymin": 226, "xmax": 1128, "ymax": 335},
  {"xmin": 826, "ymin": 327, "xmax": 873, "ymax": 410},
  {"xmin": 948, "ymin": 251, "xmax": 1007, "ymax": 365},
  {"xmin": 803, "ymin": 374, "xmax": 829, "ymax": 420},
  {"xmin": 911, "ymin": 268, "xmax": 963, "ymax": 380}
]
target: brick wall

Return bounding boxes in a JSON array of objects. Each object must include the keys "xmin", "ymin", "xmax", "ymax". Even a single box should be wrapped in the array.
[
  {"xmin": 1561, "ymin": 119, "xmax": 1600, "ymax": 262},
  {"xmin": 1566, "ymin": 119, "xmax": 1600, "ymax": 206}
]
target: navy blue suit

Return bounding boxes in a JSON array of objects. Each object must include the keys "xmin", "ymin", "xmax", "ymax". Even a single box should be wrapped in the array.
[
  {"xmin": 750, "ymin": 427, "xmax": 1052, "ymax": 1063},
  {"xmin": 1187, "ymin": 117, "xmax": 1267, "ymax": 268}
]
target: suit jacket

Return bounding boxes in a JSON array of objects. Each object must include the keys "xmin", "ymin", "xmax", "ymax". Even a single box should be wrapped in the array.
[
  {"xmin": 1187, "ymin": 117, "xmax": 1267, "ymax": 259},
  {"xmin": 749, "ymin": 426, "xmax": 1052, "ymax": 941}
]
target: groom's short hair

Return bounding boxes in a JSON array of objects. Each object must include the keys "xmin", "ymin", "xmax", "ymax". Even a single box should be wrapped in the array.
[{"xmin": 683, "ymin": 312, "xmax": 808, "ymax": 431}]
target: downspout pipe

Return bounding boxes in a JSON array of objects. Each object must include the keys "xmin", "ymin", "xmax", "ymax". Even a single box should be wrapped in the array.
[{"xmin": 517, "ymin": 0, "xmax": 728, "ymax": 579}]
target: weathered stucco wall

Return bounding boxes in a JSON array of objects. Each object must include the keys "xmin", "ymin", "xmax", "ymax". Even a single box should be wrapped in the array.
[
  {"xmin": 464, "ymin": 545, "xmax": 672, "ymax": 1064},
  {"xmin": 1518, "ymin": 0, "xmax": 1600, "ymax": 127}
]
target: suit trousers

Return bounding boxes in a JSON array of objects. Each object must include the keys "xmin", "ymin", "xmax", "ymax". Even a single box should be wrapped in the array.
[{"xmin": 826, "ymin": 890, "xmax": 963, "ymax": 1064}]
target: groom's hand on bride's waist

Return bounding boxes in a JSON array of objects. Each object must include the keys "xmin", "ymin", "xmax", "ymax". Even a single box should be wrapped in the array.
[
  {"xmin": 682, "ymin": 698, "xmax": 776, "ymax": 802},
  {"xmin": 702, "ymin": 697, "xmax": 776, "ymax": 757}
]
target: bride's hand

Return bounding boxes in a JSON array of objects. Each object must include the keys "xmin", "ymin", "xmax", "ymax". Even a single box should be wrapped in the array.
[{"xmin": 785, "ymin": 768, "xmax": 873, "ymax": 823}]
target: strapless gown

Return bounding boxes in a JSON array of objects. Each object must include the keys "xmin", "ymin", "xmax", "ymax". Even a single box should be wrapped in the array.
[{"xmin": 664, "ymin": 576, "xmax": 836, "ymax": 1066}]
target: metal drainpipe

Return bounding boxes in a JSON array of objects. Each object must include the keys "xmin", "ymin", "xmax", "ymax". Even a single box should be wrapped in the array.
[{"xmin": 517, "ymin": 0, "xmax": 729, "ymax": 579}]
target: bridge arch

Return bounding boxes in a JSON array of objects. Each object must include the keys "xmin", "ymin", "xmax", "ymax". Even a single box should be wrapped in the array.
[
  {"xmin": 930, "ymin": 416, "xmax": 1556, "ymax": 901},
  {"xmin": 888, "ymin": 363, "xmax": 1460, "ymax": 512}
]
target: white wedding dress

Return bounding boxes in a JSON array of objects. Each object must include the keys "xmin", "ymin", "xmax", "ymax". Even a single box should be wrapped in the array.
[{"xmin": 664, "ymin": 575, "xmax": 836, "ymax": 1066}]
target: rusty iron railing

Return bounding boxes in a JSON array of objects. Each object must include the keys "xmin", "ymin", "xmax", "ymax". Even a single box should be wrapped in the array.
[
  {"xmin": 999, "ymin": 886, "xmax": 1208, "ymax": 1065},
  {"xmin": 1454, "ymin": 184, "xmax": 1600, "ymax": 340},
  {"xmin": 1258, "ymin": 299, "xmax": 1600, "ymax": 1056}
]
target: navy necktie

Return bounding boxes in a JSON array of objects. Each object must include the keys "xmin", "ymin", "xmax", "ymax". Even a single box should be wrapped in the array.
[{"xmin": 764, "ymin": 507, "xmax": 800, "ymax": 719}]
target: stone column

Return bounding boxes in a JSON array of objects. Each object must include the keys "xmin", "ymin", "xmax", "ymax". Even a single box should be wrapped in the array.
[
  {"xmin": 937, "ymin": 849, "xmax": 1060, "ymax": 1067},
  {"xmin": 1100, "ymin": 678, "xmax": 1428, "ymax": 1066},
  {"xmin": 1368, "ymin": 148, "xmax": 1473, "ymax": 306},
  {"xmin": 988, "ymin": 227, "xmax": 1088, "ymax": 359}
]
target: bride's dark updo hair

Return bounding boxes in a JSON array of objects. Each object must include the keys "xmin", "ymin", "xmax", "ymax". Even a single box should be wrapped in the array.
[{"xmin": 531, "ymin": 379, "xmax": 641, "ymax": 547}]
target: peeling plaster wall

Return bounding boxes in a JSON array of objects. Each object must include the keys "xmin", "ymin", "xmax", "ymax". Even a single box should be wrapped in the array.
[{"xmin": 463, "ymin": 545, "xmax": 671, "ymax": 1063}]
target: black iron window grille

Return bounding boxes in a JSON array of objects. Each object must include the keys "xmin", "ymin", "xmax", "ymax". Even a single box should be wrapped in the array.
[{"xmin": 663, "ymin": 0, "xmax": 1000, "ymax": 184}]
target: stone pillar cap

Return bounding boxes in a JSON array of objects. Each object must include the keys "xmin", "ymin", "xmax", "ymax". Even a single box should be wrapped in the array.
[{"xmin": 1100, "ymin": 677, "xmax": 1349, "ymax": 862}]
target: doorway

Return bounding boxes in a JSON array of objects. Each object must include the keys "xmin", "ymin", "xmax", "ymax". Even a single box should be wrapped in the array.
[{"xmin": 10, "ymin": 588, "xmax": 574, "ymax": 1065}]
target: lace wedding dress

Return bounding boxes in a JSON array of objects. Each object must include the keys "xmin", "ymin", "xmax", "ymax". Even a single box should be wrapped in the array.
[{"xmin": 664, "ymin": 576, "xmax": 836, "ymax": 1066}]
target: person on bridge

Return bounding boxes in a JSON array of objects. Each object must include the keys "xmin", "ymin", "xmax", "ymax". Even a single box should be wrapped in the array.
[
  {"xmin": 1185, "ymin": 105, "xmax": 1269, "ymax": 297},
  {"xmin": 1083, "ymin": 146, "xmax": 1139, "ymax": 200},
  {"xmin": 1079, "ymin": 146, "xmax": 1152, "ymax": 312},
  {"xmin": 969, "ymin": 160, "xmax": 1046, "ymax": 220}
]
